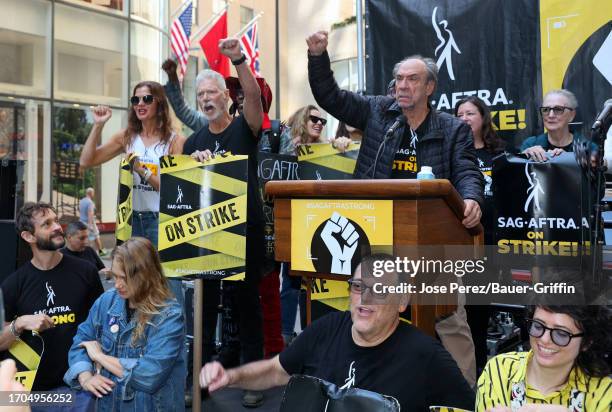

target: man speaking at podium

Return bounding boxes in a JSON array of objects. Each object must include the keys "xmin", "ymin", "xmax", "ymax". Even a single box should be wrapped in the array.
[{"xmin": 306, "ymin": 31, "xmax": 483, "ymax": 229}]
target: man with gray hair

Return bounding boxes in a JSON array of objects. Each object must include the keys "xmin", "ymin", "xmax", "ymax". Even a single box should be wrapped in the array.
[
  {"xmin": 182, "ymin": 37, "xmax": 266, "ymax": 408},
  {"xmin": 60, "ymin": 221, "xmax": 107, "ymax": 273},
  {"xmin": 306, "ymin": 31, "xmax": 483, "ymax": 229}
]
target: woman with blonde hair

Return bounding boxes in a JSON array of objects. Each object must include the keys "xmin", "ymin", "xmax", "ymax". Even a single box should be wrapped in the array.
[
  {"xmin": 65, "ymin": 237, "xmax": 186, "ymax": 412},
  {"xmin": 277, "ymin": 104, "xmax": 351, "ymax": 154}
]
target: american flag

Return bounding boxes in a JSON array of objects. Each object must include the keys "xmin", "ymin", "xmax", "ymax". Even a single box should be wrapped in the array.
[
  {"xmin": 170, "ymin": 1, "xmax": 193, "ymax": 76},
  {"xmin": 239, "ymin": 22, "xmax": 261, "ymax": 76}
]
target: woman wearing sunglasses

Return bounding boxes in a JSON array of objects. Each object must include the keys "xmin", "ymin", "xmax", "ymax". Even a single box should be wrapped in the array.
[
  {"xmin": 476, "ymin": 305, "xmax": 611, "ymax": 412},
  {"xmin": 520, "ymin": 89, "xmax": 586, "ymax": 162},
  {"xmin": 80, "ymin": 81, "xmax": 186, "ymax": 246},
  {"xmin": 279, "ymin": 105, "xmax": 352, "ymax": 154}
]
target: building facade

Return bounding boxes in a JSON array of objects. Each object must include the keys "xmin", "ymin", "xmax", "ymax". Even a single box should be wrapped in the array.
[{"xmin": 0, "ymin": 0, "xmax": 170, "ymax": 224}]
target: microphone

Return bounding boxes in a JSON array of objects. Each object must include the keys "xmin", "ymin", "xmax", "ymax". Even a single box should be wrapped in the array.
[
  {"xmin": 385, "ymin": 115, "xmax": 406, "ymax": 138},
  {"xmin": 591, "ymin": 98, "xmax": 612, "ymax": 131},
  {"xmin": 368, "ymin": 115, "xmax": 406, "ymax": 178}
]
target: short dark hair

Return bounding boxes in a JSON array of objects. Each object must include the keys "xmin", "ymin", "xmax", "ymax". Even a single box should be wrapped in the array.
[
  {"xmin": 528, "ymin": 305, "xmax": 611, "ymax": 377},
  {"xmin": 16, "ymin": 202, "xmax": 56, "ymax": 235},
  {"xmin": 66, "ymin": 220, "xmax": 88, "ymax": 237}
]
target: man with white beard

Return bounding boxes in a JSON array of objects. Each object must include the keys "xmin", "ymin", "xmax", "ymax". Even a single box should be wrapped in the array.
[{"xmin": 182, "ymin": 37, "xmax": 266, "ymax": 408}]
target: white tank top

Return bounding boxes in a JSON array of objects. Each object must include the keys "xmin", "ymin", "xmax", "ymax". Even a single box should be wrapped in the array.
[{"xmin": 127, "ymin": 133, "xmax": 174, "ymax": 212}]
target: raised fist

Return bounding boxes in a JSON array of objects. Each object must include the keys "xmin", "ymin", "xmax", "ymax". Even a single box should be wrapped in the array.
[
  {"xmin": 320, "ymin": 212, "xmax": 359, "ymax": 275},
  {"xmin": 218, "ymin": 38, "xmax": 243, "ymax": 61},
  {"xmin": 92, "ymin": 105, "xmax": 112, "ymax": 125},
  {"xmin": 306, "ymin": 31, "xmax": 329, "ymax": 56},
  {"xmin": 162, "ymin": 58, "xmax": 179, "ymax": 83}
]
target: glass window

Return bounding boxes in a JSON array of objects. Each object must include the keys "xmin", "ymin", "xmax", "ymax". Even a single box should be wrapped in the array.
[
  {"xmin": 52, "ymin": 103, "xmax": 125, "ymax": 223},
  {"xmin": 130, "ymin": 23, "xmax": 164, "ymax": 92},
  {"xmin": 213, "ymin": 0, "xmax": 227, "ymax": 14},
  {"xmin": 54, "ymin": 4, "xmax": 127, "ymax": 107},
  {"xmin": 131, "ymin": 0, "xmax": 167, "ymax": 28},
  {"xmin": 328, "ymin": 58, "xmax": 359, "ymax": 134},
  {"xmin": 0, "ymin": 96, "xmax": 51, "ymax": 203},
  {"xmin": 72, "ymin": 0, "xmax": 124, "ymax": 13},
  {"xmin": 0, "ymin": 0, "xmax": 51, "ymax": 98},
  {"xmin": 240, "ymin": 6, "xmax": 254, "ymax": 27}
]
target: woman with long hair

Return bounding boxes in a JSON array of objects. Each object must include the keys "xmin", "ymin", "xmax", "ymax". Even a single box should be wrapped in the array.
[
  {"xmin": 476, "ymin": 305, "xmax": 611, "ymax": 411},
  {"xmin": 65, "ymin": 237, "xmax": 186, "ymax": 412},
  {"xmin": 80, "ymin": 81, "xmax": 186, "ymax": 245},
  {"xmin": 278, "ymin": 105, "xmax": 351, "ymax": 154}
]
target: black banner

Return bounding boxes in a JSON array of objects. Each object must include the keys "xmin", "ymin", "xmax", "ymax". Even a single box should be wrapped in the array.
[
  {"xmin": 257, "ymin": 152, "xmax": 299, "ymax": 266},
  {"xmin": 365, "ymin": 0, "xmax": 540, "ymax": 145}
]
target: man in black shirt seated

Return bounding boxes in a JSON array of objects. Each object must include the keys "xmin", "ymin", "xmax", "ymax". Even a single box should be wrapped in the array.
[
  {"xmin": 0, "ymin": 202, "xmax": 104, "ymax": 398},
  {"xmin": 60, "ymin": 221, "xmax": 106, "ymax": 272},
  {"xmin": 199, "ymin": 255, "xmax": 475, "ymax": 411}
]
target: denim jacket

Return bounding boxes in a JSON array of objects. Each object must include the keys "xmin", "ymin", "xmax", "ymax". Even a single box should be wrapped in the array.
[
  {"xmin": 164, "ymin": 81, "xmax": 208, "ymax": 133},
  {"xmin": 64, "ymin": 289, "xmax": 186, "ymax": 412}
]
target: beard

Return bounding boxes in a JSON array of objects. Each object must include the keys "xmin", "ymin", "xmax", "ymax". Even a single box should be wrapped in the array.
[{"xmin": 36, "ymin": 232, "xmax": 65, "ymax": 251}]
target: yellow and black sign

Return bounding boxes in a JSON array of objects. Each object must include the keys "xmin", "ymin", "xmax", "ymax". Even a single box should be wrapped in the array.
[
  {"xmin": 158, "ymin": 154, "xmax": 248, "ymax": 280},
  {"xmin": 291, "ymin": 199, "xmax": 393, "ymax": 275},
  {"xmin": 115, "ymin": 156, "xmax": 133, "ymax": 245},
  {"xmin": 297, "ymin": 142, "xmax": 360, "ymax": 180},
  {"xmin": 8, "ymin": 334, "xmax": 44, "ymax": 391}
]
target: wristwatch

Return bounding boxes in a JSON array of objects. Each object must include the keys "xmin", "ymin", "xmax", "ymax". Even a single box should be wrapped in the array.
[
  {"xmin": 232, "ymin": 54, "xmax": 247, "ymax": 66},
  {"xmin": 10, "ymin": 319, "xmax": 21, "ymax": 340}
]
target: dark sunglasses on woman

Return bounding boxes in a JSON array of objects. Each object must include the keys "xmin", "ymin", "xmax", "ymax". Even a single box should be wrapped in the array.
[
  {"xmin": 131, "ymin": 95, "xmax": 155, "ymax": 105},
  {"xmin": 526, "ymin": 319, "xmax": 584, "ymax": 347},
  {"xmin": 539, "ymin": 106, "xmax": 572, "ymax": 116},
  {"xmin": 309, "ymin": 115, "xmax": 327, "ymax": 126}
]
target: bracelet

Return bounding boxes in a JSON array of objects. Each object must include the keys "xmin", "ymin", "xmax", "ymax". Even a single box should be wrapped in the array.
[
  {"xmin": 231, "ymin": 54, "xmax": 247, "ymax": 66},
  {"xmin": 10, "ymin": 319, "xmax": 21, "ymax": 340},
  {"xmin": 141, "ymin": 168, "xmax": 152, "ymax": 182}
]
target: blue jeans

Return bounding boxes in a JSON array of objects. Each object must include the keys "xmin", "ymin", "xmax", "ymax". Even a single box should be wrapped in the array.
[
  {"xmin": 131, "ymin": 211, "xmax": 159, "ymax": 246},
  {"xmin": 280, "ymin": 263, "xmax": 301, "ymax": 336}
]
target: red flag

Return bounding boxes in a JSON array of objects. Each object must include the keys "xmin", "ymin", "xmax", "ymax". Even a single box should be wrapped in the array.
[{"xmin": 199, "ymin": 11, "xmax": 229, "ymax": 77}]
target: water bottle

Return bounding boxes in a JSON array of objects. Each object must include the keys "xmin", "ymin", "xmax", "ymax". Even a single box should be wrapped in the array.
[{"xmin": 417, "ymin": 166, "xmax": 435, "ymax": 180}]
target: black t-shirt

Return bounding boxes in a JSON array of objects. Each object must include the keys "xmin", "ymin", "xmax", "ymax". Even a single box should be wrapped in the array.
[
  {"xmin": 391, "ymin": 112, "xmax": 430, "ymax": 179},
  {"xmin": 60, "ymin": 246, "xmax": 105, "ymax": 271},
  {"xmin": 183, "ymin": 115, "xmax": 264, "ymax": 227},
  {"xmin": 279, "ymin": 311, "xmax": 475, "ymax": 411},
  {"xmin": 476, "ymin": 148, "xmax": 499, "ymax": 245},
  {"xmin": 543, "ymin": 140, "xmax": 574, "ymax": 152},
  {"xmin": 1, "ymin": 254, "xmax": 104, "ymax": 390}
]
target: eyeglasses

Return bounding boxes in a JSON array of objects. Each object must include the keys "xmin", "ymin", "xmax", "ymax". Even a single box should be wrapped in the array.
[
  {"xmin": 539, "ymin": 106, "xmax": 573, "ymax": 116},
  {"xmin": 309, "ymin": 115, "xmax": 327, "ymax": 126},
  {"xmin": 526, "ymin": 319, "xmax": 584, "ymax": 347},
  {"xmin": 347, "ymin": 279, "xmax": 388, "ymax": 300},
  {"xmin": 130, "ymin": 95, "xmax": 155, "ymax": 105}
]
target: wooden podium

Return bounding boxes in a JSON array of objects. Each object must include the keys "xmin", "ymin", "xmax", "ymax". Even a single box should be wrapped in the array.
[{"xmin": 265, "ymin": 179, "xmax": 483, "ymax": 337}]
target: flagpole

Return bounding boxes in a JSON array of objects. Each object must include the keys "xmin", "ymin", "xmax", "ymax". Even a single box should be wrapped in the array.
[
  {"xmin": 233, "ymin": 12, "xmax": 264, "ymax": 38},
  {"xmin": 189, "ymin": 1, "xmax": 233, "ymax": 42}
]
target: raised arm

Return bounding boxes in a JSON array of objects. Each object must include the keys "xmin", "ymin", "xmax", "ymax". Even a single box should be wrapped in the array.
[
  {"xmin": 162, "ymin": 59, "xmax": 208, "ymax": 132},
  {"xmin": 306, "ymin": 31, "xmax": 371, "ymax": 131},
  {"xmin": 219, "ymin": 38, "xmax": 263, "ymax": 137},
  {"xmin": 80, "ymin": 106, "xmax": 125, "ymax": 168}
]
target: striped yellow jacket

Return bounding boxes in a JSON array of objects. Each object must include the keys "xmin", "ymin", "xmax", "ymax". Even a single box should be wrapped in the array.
[{"xmin": 476, "ymin": 351, "xmax": 611, "ymax": 412}]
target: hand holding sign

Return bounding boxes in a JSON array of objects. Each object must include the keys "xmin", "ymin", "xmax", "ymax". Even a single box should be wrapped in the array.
[{"xmin": 320, "ymin": 212, "xmax": 359, "ymax": 274}]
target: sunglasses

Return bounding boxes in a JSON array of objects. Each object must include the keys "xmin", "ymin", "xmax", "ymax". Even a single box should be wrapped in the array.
[
  {"xmin": 539, "ymin": 106, "xmax": 572, "ymax": 116},
  {"xmin": 309, "ymin": 115, "xmax": 327, "ymax": 126},
  {"xmin": 526, "ymin": 319, "xmax": 584, "ymax": 347},
  {"xmin": 130, "ymin": 95, "xmax": 155, "ymax": 105}
]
